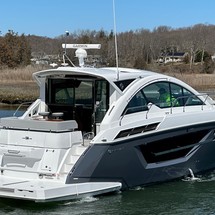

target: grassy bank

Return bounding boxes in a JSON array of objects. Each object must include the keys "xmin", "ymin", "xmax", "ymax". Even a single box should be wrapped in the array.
[
  {"xmin": 0, "ymin": 65, "xmax": 47, "ymax": 104},
  {"xmin": 0, "ymin": 65, "xmax": 215, "ymax": 104},
  {"xmin": 0, "ymin": 81, "xmax": 38, "ymax": 104},
  {"xmin": 166, "ymin": 73, "xmax": 215, "ymax": 91}
]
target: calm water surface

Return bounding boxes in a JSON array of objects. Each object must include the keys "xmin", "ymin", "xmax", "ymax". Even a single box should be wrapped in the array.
[{"xmin": 1, "ymin": 107, "xmax": 215, "ymax": 214}]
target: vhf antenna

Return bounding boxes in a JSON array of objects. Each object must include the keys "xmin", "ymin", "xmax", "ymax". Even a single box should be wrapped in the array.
[{"xmin": 113, "ymin": 0, "xmax": 119, "ymax": 80}]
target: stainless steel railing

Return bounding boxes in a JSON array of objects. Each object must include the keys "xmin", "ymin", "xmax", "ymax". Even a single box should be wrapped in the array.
[{"xmin": 119, "ymin": 93, "xmax": 215, "ymax": 126}]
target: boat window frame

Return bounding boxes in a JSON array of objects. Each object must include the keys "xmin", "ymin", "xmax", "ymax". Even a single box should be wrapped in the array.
[
  {"xmin": 123, "ymin": 89, "xmax": 148, "ymax": 115},
  {"xmin": 46, "ymin": 77, "xmax": 94, "ymax": 107},
  {"xmin": 45, "ymin": 76, "xmax": 110, "ymax": 133},
  {"xmin": 142, "ymin": 81, "xmax": 205, "ymax": 108},
  {"xmin": 114, "ymin": 79, "xmax": 136, "ymax": 91},
  {"xmin": 122, "ymin": 80, "xmax": 205, "ymax": 116}
]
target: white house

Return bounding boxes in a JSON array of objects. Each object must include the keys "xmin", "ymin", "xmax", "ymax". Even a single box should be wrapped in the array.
[{"xmin": 157, "ymin": 52, "xmax": 188, "ymax": 64}]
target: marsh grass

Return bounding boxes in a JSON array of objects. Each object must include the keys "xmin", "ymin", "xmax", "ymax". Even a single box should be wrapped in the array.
[
  {"xmin": 0, "ymin": 65, "xmax": 48, "ymax": 104},
  {"xmin": 166, "ymin": 73, "xmax": 215, "ymax": 91},
  {"xmin": 0, "ymin": 65, "xmax": 48, "ymax": 81},
  {"xmin": 0, "ymin": 65, "xmax": 215, "ymax": 104},
  {"xmin": 0, "ymin": 82, "xmax": 38, "ymax": 104}
]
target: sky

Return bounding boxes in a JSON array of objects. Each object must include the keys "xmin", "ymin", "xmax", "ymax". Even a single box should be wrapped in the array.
[{"xmin": 1, "ymin": 0, "xmax": 215, "ymax": 38}]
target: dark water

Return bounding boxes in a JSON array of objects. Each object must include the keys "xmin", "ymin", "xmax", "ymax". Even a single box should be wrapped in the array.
[
  {"xmin": 1, "ymin": 178, "xmax": 215, "ymax": 215},
  {"xmin": 1, "ymin": 108, "xmax": 215, "ymax": 214}
]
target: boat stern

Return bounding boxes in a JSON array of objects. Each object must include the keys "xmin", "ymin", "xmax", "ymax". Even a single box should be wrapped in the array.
[{"xmin": 0, "ymin": 176, "xmax": 121, "ymax": 202}]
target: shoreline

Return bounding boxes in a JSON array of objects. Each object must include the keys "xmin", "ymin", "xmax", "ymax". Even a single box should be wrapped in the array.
[
  {"xmin": 0, "ymin": 73, "xmax": 215, "ymax": 105},
  {"xmin": 0, "ymin": 81, "xmax": 39, "ymax": 105}
]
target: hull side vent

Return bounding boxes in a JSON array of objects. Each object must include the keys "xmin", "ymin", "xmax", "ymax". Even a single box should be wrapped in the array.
[{"xmin": 115, "ymin": 122, "xmax": 159, "ymax": 139}]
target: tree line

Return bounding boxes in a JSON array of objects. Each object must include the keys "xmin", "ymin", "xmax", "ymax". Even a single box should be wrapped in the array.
[
  {"xmin": 0, "ymin": 30, "xmax": 31, "ymax": 68},
  {"xmin": 1, "ymin": 24, "xmax": 215, "ymax": 73}
]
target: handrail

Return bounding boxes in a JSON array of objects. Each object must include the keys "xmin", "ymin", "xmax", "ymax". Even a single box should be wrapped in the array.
[
  {"xmin": 13, "ymin": 101, "xmax": 33, "ymax": 117},
  {"xmin": 119, "ymin": 105, "xmax": 148, "ymax": 126},
  {"xmin": 171, "ymin": 93, "xmax": 212, "ymax": 113},
  {"xmin": 119, "ymin": 92, "xmax": 215, "ymax": 126},
  {"xmin": 0, "ymin": 165, "xmax": 55, "ymax": 175}
]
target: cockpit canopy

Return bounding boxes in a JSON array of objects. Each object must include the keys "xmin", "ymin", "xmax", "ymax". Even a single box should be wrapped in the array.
[{"xmin": 123, "ymin": 80, "xmax": 204, "ymax": 115}]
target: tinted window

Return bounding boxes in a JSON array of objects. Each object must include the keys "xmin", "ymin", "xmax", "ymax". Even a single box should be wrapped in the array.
[
  {"xmin": 143, "ymin": 82, "xmax": 173, "ymax": 108},
  {"xmin": 47, "ymin": 79, "xmax": 93, "ymax": 106},
  {"xmin": 142, "ymin": 82, "xmax": 204, "ymax": 108},
  {"xmin": 124, "ymin": 90, "xmax": 148, "ymax": 114},
  {"xmin": 183, "ymin": 88, "xmax": 204, "ymax": 106},
  {"xmin": 114, "ymin": 79, "xmax": 135, "ymax": 91},
  {"xmin": 124, "ymin": 81, "xmax": 205, "ymax": 113},
  {"xmin": 95, "ymin": 80, "xmax": 109, "ymax": 123}
]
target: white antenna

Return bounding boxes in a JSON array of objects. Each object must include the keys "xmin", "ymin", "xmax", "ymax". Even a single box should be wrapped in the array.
[{"xmin": 113, "ymin": 0, "xmax": 119, "ymax": 80}]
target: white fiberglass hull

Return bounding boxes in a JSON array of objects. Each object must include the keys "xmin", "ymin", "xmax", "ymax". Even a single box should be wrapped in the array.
[{"xmin": 0, "ymin": 176, "xmax": 121, "ymax": 202}]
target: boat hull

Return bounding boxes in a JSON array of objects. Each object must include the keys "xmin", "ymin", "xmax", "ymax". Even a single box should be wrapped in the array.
[{"xmin": 67, "ymin": 121, "xmax": 215, "ymax": 188}]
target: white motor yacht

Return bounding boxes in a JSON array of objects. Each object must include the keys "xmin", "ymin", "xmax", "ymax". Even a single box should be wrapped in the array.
[{"xmin": 0, "ymin": 44, "xmax": 215, "ymax": 202}]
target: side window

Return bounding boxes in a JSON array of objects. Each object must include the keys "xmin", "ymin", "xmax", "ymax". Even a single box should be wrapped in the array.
[
  {"xmin": 170, "ymin": 83, "xmax": 204, "ymax": 106},
  {"xmin": 142, "ymin": 83, "xmax": 160, "ymax": 104},
  {"xmin": 142, "ymin": 81, "xmax": 204, "ymax": 108},
  {"xmin": 183, "ymin": 88, "xmax": 204, "ymax": 106},
  {"xmin": 143, "ymin": 82, "xmax": 172, "ymax": 108},
  {"xmin": 123, "ymin": 81, "xmax": 205, "ymax": 115},
  {"xmin": 114, "ymin": 79, "xmax": 135, "ymax": 91},
  {"xmin": 124, "ymin": 90, "xmax": 148, "ymax": 115},
  {"xmin": 170, "ymin": 83, "xmax": 183, "ymax": 106},
  {"xmin": 156, "ymin": 83, "xmax": 171, "ymax": 108},
  {"xmin": 95, "ymin": 80, "xmax": 109, "ymax": 123}
]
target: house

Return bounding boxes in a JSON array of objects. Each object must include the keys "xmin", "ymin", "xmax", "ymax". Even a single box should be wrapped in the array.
[
  {"xmin": 85, "ymin": 54, "xmax": 106, "ymax": 66},
  {"xmin": 157, "ymin": 52, "xmax": 188, "ymax": 64},
  {"xmin": 211, "ymin": 54, "xmax": 215, "ymax": 61},
  {"xmin": 31, "ymin": 53, "xmax": 60, "ymax": 65}
]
